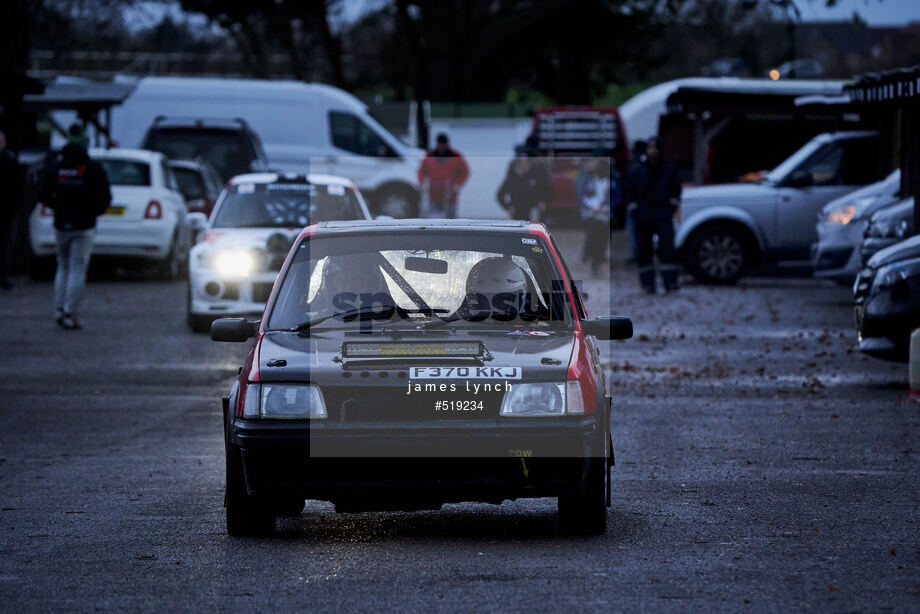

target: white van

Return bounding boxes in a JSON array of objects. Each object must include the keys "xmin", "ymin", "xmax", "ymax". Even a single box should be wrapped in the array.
[{"xmin": 110, "ymin": 77, "xmax": 424, "ymax": 217}]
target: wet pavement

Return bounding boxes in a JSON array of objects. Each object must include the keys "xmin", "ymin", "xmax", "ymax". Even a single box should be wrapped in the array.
[{"xmin": 0, "ymin": 229, "xmax": 916, "ymax": 612}]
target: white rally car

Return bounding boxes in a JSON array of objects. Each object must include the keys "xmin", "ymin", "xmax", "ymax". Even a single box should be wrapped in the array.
[
  {"xmin": 30, "ymin": 148, "xmax": 193, "ymax": 279},
  {"xmin": 187, "ymin": 172, "xmax": 372, "ymax": 331}
]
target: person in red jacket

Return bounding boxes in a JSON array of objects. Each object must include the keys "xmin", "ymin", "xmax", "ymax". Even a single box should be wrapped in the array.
[{"xmin": 417, "ymin": 133, "xmax": 470, "ymax": 218}]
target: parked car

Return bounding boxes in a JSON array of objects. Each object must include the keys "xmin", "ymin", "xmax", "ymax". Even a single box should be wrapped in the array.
[
  {"xmin": 29, "ymin": 148, "xmax": 193, "ymax": 279},
  {"xmin": 860, "ymin": 196, "xmax": 914, "ymax": 266},
  {"xmin": 854, "ymin": 232, "xmax": 920, "ymax": 362},
  {"xmin": 110, "ymin": 77, "xmax": 423, "ymax": 217},
  {"xmin": 142, "ymin": 117, "xmax": 269, "ymax": 183},
  {"xmin": 168, "ymin": 159, "xmax": 223, "ymax": 217},
  {"xmin": 209, "ymin": 218, "xmax": 633, "ymax": 536},
  {"xmin": 676, "ymin": 131, "xmax": 880, "ymax": 284},
  {"xmin": 187, "ymin": 172, "xmax": 372, "ymax": 331},
  {"xmin": 812, "ymin": 169, "xmax": 901, "ymax": 284}
]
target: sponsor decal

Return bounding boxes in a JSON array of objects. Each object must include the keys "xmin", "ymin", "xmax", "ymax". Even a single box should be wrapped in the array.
[
  {"xmin": 521, "ymin": 237, "xmax": 537, "ymax": 245},
  {"xmin": 238, "ymin": 183, "xmax": 255, "ymax": 194},
  {"xmin": 507, "ymin": 330, "xmax": 551, "ymax": 336}
]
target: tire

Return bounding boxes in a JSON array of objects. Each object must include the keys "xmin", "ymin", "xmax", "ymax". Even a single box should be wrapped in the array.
[
  {"xmin": 685, "ymin": 223, "xmax": 750, "ymax": 285},
  {"xmin": 186, "ymin": 284, "xmax": 212, "ymax": 333},
  {"xmin": 157, "ymin": 235, "xmax": 181, "ymax": 280},
  {"xmin": 558, "ymin": 457, "xmax": 608, "ymax": 535},
  {"xmin": 225, "ymin": 438, "xmax": 275, "ymax": 537},
  {"xmin": 373, "ymin": 186, "xmax": 418, "ymax": 218}
]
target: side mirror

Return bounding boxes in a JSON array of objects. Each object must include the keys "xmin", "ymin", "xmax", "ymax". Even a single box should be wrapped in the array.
[
  {"xmin": 186, "ymin": 212, "xmax": 208, "ymax": 236},
  {"xmin": 585, "ymin": 316, "xmax": 633, "ymax": 340},
  {"xmin": 211, "ymin": 318, "xmax": 259, "ymax": 342},
  {"xmin": 788, "ymin": 169, "xmax": 814, "ymax": 188}
]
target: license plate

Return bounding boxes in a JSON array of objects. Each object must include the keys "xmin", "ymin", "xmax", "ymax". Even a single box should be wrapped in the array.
[
  {"xmin": 105, "ymin": 206, "xmax": 126, "ymax": 216},
  {"xmin": 409, "ymin": 366, "xmax": 521, "ymax": 379}
]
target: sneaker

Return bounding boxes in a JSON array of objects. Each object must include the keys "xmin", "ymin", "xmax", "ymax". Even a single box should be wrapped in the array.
[
  {"xmin": 60, "ymin": 314, "xmax": 82, "ymax": 330},
  {"xmin": 55, "ymin": 315, "xmax": 66, "ymax": 329}
]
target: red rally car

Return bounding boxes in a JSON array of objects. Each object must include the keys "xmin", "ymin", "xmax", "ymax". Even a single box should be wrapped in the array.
[{"xmin": 211, "ymin": 219, "xmax": 633, "ymax": 536}]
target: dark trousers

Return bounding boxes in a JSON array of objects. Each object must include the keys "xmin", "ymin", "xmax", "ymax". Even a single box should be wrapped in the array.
[
  {"xmin": 584, "ymin": 219, "xmax": 609, "ymax": 270},
  {"xmin": 636, "ymin": 215, "xmax": 677, "ymax": 290},
  {"xmin": 0, "ymin": 219, "xmax": 13, "ymax": 283}
]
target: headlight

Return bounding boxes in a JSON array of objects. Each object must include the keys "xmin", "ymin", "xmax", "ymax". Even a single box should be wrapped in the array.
[
  {"xmin": 867, "ymin": 219, "xmax": 892, "ymax": 238},
  {"xmin": 822, "ymin": 204, "xmax": 857, "ymax": 226},
  {"xmin": 895, "ymin": 219, "xmax": 910, "ymax": 238},
  {"xmin": 499, "ymin": 381, "xmax": 585, "ymax": 417},
  {"xmin": 214, "ymin": 250, "xmax": 254, "ymax": 277},
  {"xmin": 242, "ymin": 383, "xmax": 327, "ymax": 419},
  {"xmin": 868, "ymin": 217, "xmax": 911, "ymax": 239},
  {"xmin": 871, "ymin": 258, "xmax": 920, "ymax": 294}
]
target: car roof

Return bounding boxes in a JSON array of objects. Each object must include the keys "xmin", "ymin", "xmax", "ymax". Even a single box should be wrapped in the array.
[
  {"xmin": 88, "ymin": 147, "xmax": 164, "ymax": 162},
  {"xmin": 228, "ymin": 172, "xmax": 355, "ymax": 187},
  {"xmin": 167, "ymin": 159, "xmax": 204, "ymax": 170},
  {"xmin": 809, "ymin": 130, "xmax": 878, "ymax": 143}
]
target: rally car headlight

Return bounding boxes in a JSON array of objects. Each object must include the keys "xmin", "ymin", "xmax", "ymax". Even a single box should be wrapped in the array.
[
  {"xmin": 214, "ymin": 250, "xmax": 254, "ymax": 277},
  {"xmin": 242, "ymin": 383, "xmax": 327, "ymax": 419},
  {"xmin": 499, "ymin": 381, "xmax": 585, "ymax": 417}
]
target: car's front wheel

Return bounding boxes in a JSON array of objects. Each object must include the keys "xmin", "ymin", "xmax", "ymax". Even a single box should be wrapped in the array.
[
  {"xmin": 686, "ymin": 223, "xmax": 750, "ymax": 284},
  {"xmin": 225, "ymin": 439, "xmax": 275, "ymax": 537},
  {"xmin": 157, "ymin": 234, "xmax": 182, "ymax": 280},
  {"xmin": 558, "ymin": 457, "xmax": 607, "ymax": 535},
  {"xmin": 186, "ymin": 284, "xmax": 212, "ymax": 333}
]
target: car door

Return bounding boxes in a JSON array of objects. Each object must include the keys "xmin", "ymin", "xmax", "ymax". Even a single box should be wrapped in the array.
[{"xmin": 777, "ymin": 139, "xmax": 873, "ymax": 259}]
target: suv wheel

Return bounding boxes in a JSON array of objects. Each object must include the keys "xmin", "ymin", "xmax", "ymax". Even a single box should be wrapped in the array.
[
  {"xmin": 374, "ymin": 187, "xmax": 418, "ymax": 218},
  {"xmin": 225, "ymin": 438, "xmax": 275, "ymax": 537},
  {"xmin": 686, "ymin": 224, "xmax": 749, "ymax": 284}
]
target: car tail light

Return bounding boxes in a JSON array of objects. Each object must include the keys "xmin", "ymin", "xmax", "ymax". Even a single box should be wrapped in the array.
[
  {"xmin": 144, "ymin": 200, "xmax": 163, "ymax": 219},
  {"xmin": 40, "ymin": 206, "xmax": 53, "ymax": 217}
]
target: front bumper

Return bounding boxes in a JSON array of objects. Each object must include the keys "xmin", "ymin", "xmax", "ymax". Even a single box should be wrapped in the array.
[
  {"xmin": 860, "ymin": 237, "xmax": 899, "ymax": 267},
  {"xmin": 230, "ymin": 416, "xmax": 604, "ymax": 504},
  {"xmin": 189, "ymin": 267, "xmax": 279, "ymax": 317},
  {"xmin": 854, "ymin": 272, "xmax": 919, "ymax": 362}
]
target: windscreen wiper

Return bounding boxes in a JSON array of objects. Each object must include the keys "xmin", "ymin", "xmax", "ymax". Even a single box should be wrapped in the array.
[{"xmin": 289, "ymin": 307, "xmax": 389, "ymax": 332}]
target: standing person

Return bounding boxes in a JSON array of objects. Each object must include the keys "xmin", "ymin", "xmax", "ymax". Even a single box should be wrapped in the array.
[
  {"xmin": 417, "ymin": 133, "xmax": 469, "ymax": 219},
  {"xmin": 40, "ymin": 124, "xmax": 111, "ymax": 329},
  {"xmin": 624, "ymin": 135, "xmax": 681, "ymax": 293},
  {"xmin": 576, "ymin": 156, "xmax": 611, "ymax": 276},
  {"xmin": 523, "ymin": 135, "xmax": 554, "ymax": 220},
  {"xmin": 623, "ymin": 140, "xmax": 646, "ymax": 264},
  {"xmin": 0, "ymin": 128, "xmax": 24, "ymax": 290},
  {"xmin": 496, "ymin": 145, "xmax": 553, "ymax": 220}
]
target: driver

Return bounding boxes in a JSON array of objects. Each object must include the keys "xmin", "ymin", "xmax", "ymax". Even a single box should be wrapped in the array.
[
  {"xmin": 310, "ymin": 254, "xmax": 395, "ymax": 320},
  {"xmin": 458, "ymin": 257, "xmax": 528, "ymax": 322}
]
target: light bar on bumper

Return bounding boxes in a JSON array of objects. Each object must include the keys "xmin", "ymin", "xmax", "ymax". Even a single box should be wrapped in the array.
[{"xmin": 342, "ymin": 341, "xmax": 483, "ymax": 358}]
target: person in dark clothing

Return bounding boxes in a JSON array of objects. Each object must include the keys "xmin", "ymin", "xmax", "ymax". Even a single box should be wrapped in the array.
[
  {"xmin": 624, "ymin": 135, "xmax": 681, "ymax": 293},
  {"xmin": 496, "ymin": 145, "xmax": 553, "ymax": 220},
  {"xmin": 39, "ymin": 124, "xmax": 112, "ymax": 329},
  {"xmin": 0, "ymin": 128, "xmax": 24, "ymax": 290},
  {"xmin": 623, "ymin": 140, "xmax": 646, "ymax": 264}
]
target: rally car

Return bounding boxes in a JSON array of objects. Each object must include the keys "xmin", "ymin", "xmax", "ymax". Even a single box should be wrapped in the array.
[
  {"xmin": 187, "ymin": 172, "xmax": 372, "ymax": 331},
  {"xmin": 211, "ymin": 219, "xmax": 633, "ymax": 536}
]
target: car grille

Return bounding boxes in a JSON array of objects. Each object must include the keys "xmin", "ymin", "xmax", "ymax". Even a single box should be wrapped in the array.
[{"xmin": 854, "ymin": 268, "xmax": 874, "ymax": 305}]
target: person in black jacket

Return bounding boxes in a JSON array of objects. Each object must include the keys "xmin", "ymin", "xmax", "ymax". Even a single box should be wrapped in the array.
[
  {"xmin": 39, "ymin": 124, "xmax": 111, "ymax": 329},
  {"xmin": 0, "ymin": 129, "xmax": 24, "ymax": 290},
  {"xmin": 496, "ymin": 145, "xmax": 553, "ymax": 220},
  {"xmin": 624, "ymin": 135, "xmax": 681, "ymax": 293}
]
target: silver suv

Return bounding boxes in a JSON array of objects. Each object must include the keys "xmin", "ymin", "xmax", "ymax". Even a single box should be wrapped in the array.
[{"xmin": 676, "ymin": 131, "xmax": 880, "ymax": 284}]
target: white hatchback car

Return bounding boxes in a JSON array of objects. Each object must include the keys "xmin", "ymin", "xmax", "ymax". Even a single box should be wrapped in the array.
[
  {"xmin": 187, "ymin": 172, "xmax": 372, "ymax": 331},
  {"xmin": 30, "ymin": 148, "xmax": 192, "ymax": 278}
]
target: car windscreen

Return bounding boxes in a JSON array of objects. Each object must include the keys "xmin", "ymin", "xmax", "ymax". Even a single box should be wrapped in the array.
[
  {"xmin": 172, "ymin": 166, "xmax": 205, "ymax": 201},
  {"xmin": 144, "ymin": 128, "xmax": 256, "ymax": 182},
  {"xmin": 765, "ymin": 138, "xmax": 824, "ymax": 183},
  {"xmin": 267, "ymin": 232, "xmax": 575, "ymax": 331},
  {"xmin": 211, "ymin": 182, "xmax": 364, "ymax": 229},
  {"xmin": 99, "ymin": 159, "xmax": 150, "ymax": 186}
]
